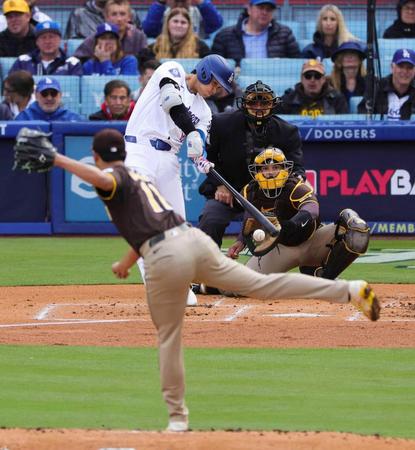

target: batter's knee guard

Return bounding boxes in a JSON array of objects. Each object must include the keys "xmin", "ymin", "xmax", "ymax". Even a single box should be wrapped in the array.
[{"xmin": 320, "ymin": 209, "xmax": 370, "ymax": 279}]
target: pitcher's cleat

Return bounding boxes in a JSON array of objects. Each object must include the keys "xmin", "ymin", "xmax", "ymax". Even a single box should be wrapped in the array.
[
  {"xmin": 166, "ymin": 419, "xmax": 189, "ymax": 432},
  {"xmin": 349, "ymin": 280, "xmax": 381, "ymax": 321}
]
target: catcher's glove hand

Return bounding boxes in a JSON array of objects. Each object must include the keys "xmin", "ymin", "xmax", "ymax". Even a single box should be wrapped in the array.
[
  {"xmin": 243, "ymin": 218, "xmax": 280, "ymax": 257},
  {"xmin": 13, "ymin": 127, "xmax": 57, "ymax": 174}
]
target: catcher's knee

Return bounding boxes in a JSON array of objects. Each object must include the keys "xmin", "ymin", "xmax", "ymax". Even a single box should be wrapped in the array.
[{"xmin": 336, "ymin": 208, "xmax": 370, "ymax": 255}]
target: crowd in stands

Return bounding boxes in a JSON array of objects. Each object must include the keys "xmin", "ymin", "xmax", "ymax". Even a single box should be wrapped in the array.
[{"xmin": 1, "ymin": 0, "xmax": 415, "ymax": 121}]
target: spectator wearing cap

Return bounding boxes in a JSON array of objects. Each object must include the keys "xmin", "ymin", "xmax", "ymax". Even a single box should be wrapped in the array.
[
  {"xmin": 15, "ymin": 77, "xmax": 83, "ymax": 121},
  {"xmin": 383, "ymin": 0, "xmax": 415, "ymax": 38},
  {"xmin": 278, "ymin": 59, "xmax": 348, "ymax": 117},
  {"xmin": 89, "ymin": 79, "xmax": 135, "ymax": 120},
  {"xmin": 1, "ymin": 70, "xmax": 35, "ymax": 118},
  {"xmin": 0, "ymin": 0, "xmax": 36, "ymax": 57},
  {"xmin": 358, "ymin": 48, "xmax": 415, "ymax": 120},
  {"xmin": 9, "ymin": 21, "xmax": 83, "ymax": 76},
  {"xmin": 142, "ymin": 0, "xmax": 222, "ymax": 39},
  {"xmin": 212, "ymin": 0, "xmax": 301, "ymax": 63},
  {"xmin": 82, "ymin": 22, "xmax": 138, "ymax": 75},
  {"xmin": 329, "ymin": 41, "xmax": 367, "ymax": 103},
  {"xmin": 74, "ymin": 0, "xmax": 147, "ymax": 63},
  {"xmin": 65, "ymin": 0, "xmax": 141, "ymax": 40},
  {"xmin": 0, "ymin": 0, "xmax": 52, "ymax": 33},
  {"xmin": 301, "ymin": 4, "xmax": 360, "ymax": 60}
]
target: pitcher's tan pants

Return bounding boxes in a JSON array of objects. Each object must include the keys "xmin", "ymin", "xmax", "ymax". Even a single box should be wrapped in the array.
[{"xmin": 141, "ymin": 227, "xmax": 350, "ymax": 423}]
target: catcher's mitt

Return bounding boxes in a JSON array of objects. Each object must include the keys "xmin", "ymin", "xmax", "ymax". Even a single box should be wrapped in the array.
[
  {"xmin": 243, "ymin": 218, "xmax": 280, "ymax": 257},
  {"xmin": 13, "ymin": 127, "xmax": 57, "ymax": 174}
]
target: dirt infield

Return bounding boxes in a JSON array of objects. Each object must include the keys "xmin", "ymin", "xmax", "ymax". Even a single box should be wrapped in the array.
[{"xmin": 1, "ymin": 283, "xmax": 415, "ymax": 449}]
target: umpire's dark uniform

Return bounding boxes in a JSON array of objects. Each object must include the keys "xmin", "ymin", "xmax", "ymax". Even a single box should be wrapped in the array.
[{"xmin": 198, "ymin": 109, "xmax": 305, "ymax": 246}]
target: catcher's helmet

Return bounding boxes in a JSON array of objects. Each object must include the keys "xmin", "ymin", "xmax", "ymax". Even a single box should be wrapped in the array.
[
  {"xmin": 195, "ymin": 54, "xmax": 235, "ymax": 93},
  {"xmin": 248, "ymin": 147, "xmax": 293, "ymax": 198},
  {"xmin": 237, "ymin": 80, "xmax": 280, "ymax": 126}
]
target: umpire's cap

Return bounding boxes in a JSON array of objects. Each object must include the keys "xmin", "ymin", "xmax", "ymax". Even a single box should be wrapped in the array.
[{"xmin": 93, "ymin": 129, "xmax": 126, "ymax": 162}]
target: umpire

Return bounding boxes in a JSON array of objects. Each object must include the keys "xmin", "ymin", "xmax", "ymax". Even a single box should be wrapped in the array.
[{"xmin": 198, "ymin": 80, "xmax": 305, "ymax": 248}]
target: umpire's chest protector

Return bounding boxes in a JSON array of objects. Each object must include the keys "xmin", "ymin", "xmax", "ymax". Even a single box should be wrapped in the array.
[{"xmin": 208, "ymin": 111, "xmax": 303, "ymax": 191}]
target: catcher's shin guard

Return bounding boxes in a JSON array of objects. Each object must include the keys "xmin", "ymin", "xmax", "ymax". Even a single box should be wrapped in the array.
[{"xmin": 320, "ymin": 209, "xmax": 370, "ymax": 279}]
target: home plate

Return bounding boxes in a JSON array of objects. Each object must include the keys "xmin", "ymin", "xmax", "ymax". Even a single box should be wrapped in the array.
[{"xmin": 265, "ymin": 313, "xmax": 332, "ymax": 318}]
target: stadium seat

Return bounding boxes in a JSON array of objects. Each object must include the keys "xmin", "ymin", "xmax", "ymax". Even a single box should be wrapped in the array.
[
  {"xmin": 378, "ymin": 38, "xmax": 415, "ymax": 62},
  {"xmin": 240, "ymin": 58, "xmax": 306, "ymax": 78},
  {"xmin": 347, "ymin": 20, "xmax": 367, "ymax": 41},
  {"xmin": 0, "ymin": 57, "xmax": 17, "ymax": 79},
  {"xmin": 280, "ymin": 21, "xmax": 302, "ymax": 39},
  {"xmin": 33, "ymin": 75, "xmax": 81, "ymax": 114},
  {"xmin": 349, "ymin": 96, "xmax": 363, "ymax": 114},
  {"xmin": 159, "ymin": 58, "xmax": 201, "ymax": 74},
  {"xmin": 305, "ymin": 20, "xmax": 316, "ymax": 40},
  {"xmin": 80, "ymin": 75, "xmax": 139, "ymax": 117},
  {"xmin": 237, "ymin": 75, "xmax": 294, "ymax": 96},
  {"xmin": 65, "ymin": 39, "xmax": 83, "ymax": 57}
]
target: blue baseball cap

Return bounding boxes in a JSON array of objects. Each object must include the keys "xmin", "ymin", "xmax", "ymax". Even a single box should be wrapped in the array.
[
  {"xmin": 95, "ymin": 22, "xmax": 119, "ymax": 39},
  {"xmin": 36, "ymin": 77, "xmax": 62, "ymax": 93},
  {"xmin": 35, "ymin": 21, "xmax": 61, "ymax": 38},
  {"xmin": 250, "ymin": 0, "xmax": 276, "ymax": 8},
  {"xmin": 392, "ymin": 48, "xmax": 415, "ymax": 66},
  {"xmin": 331, "ymin": 41, "xmax": 367, "ymax": 62}
]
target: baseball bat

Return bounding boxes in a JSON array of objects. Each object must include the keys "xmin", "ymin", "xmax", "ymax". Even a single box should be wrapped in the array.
[{"xmin": 209, "ymin": 168, "xmax": 280, "ymax": 237}]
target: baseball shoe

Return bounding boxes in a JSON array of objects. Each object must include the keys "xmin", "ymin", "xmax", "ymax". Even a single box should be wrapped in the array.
[
  {"xmin": 191, "ymin": 283, "xmax": 220, "ymax": 295},
  {"xmin": 348, "ymin": 280, "xmax": 381, "ymax": 321},
  {"xmin": 186, "ymin": 289, "xmax": 198, "ymax": 306},
  {"xmin": 166, "ymin": 419, "xmax": 189, "ymax": 432}
]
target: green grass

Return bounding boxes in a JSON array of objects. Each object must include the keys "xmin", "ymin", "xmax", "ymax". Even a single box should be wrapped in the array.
[
  {"xmin": 0, "ymin": 345, "xmax": 414, "ymax": 438},
  {"xmin": 0, "ymin": 236, "xmax": 414, "ymax": 286}
]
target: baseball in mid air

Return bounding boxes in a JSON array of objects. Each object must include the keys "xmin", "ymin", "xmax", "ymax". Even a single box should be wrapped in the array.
[{"xmin": 253, "ymin": 229, "xmax": 265, "ymax": 242}]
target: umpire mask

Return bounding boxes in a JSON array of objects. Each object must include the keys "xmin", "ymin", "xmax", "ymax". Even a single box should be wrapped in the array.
[{"xmin": 237, "ymin": 81, "xmax": 280, "ymax": 132}]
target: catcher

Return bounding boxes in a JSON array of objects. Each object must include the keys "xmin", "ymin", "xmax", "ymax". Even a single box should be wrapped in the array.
[
  {"xmin": 227, "ymin": 146, "xmax": 370, "ymax": 278},
  {"xmin": 13, "ymin": 127, "xmax": 380, "ymax": 432}
]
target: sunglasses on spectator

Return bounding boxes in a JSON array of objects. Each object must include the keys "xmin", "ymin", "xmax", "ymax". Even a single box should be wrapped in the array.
[
  {"xmin": 303, "ymin": 72, "xmax": 324, "ymax": 80},
  {"xmin": 40, "ymin": 89, "xmax": 59, "ymax": 98}
]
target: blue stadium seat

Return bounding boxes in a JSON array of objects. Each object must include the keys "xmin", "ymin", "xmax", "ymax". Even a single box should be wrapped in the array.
[
  {"xmin": 298, "ymin": 39, "xmax": 310, "ymax": 52},
  {"xmin": 65, "ymin": 39, "xmax": 83, "ymax": 57},
  {"xmin": 0, "ymin": 57, "xmax": 17, "ymax": 79},
  {"xmin": 305, "ymin": 20, "xmax": 316, "ymax": 40},
  {"xmin": 33, "ymin": 75, "xmax": 81, "ymax": 114},
  {"xmin": 237, "ymin": 75, "xmax": 294, "ymax": 96},
  {"xmin": 159, "ymin": 58, "xmax": 201, "ymax": 74},
  {"xmin": 378, "ymin": 38, "xmax": 415, "ymax": 62},
  {"xmin": 347, "ymin": 20, "xmax": 367, "ymax": 41},
  {"xmin": 280, "ymin": 21, "xmax": 301, "ymax": 40},
  {"xmin": 240, "ymin": 58, "xmax": 306, "ymax": 78},
  {"xmin": 349, "ymin": 96, "xmax": 363, "ymax": 114},
  {"xmin": 80, "ymin": 75, "xmax": 139, "ymax": 117},
  {"xmin": 159, "ymin": 58, "xmax": 235, "ymax": 75}
]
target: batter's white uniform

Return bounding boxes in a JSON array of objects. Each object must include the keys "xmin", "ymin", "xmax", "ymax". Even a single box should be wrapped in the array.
[{"xmin": 124, "ymin": 60, "xmax": 212, "ymax": 218}]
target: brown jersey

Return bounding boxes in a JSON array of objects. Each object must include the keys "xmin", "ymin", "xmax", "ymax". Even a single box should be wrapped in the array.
[
  {"xmin": 243, "ymin": 175, "xmax": 320, "ymax": 245},
  {"xmin": 96, "ymin": 165, "xmax": 184, "ymax": 252}
]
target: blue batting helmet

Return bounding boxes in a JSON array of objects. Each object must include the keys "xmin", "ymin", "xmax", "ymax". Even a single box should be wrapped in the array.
[{"xmin": 195, "ymin": 54, "xmax": 234, "ymax": 93}]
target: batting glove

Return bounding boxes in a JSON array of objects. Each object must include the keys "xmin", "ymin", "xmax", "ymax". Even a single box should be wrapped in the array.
[
  {"xmin": 194, "ymin": 156, "xmax": 214, "ymax": 174},
  {"xmin": 186, "ymin": 130, "xmax": 204, "ymax": 159}
]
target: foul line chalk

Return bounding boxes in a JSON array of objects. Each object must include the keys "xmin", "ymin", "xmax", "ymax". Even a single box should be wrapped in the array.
[{"xmin": 224, "ymin": 305, "xmax": 252, "ymax": 322}]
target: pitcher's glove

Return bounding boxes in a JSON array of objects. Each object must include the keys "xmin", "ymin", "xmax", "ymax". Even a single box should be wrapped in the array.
[
  {"xmin": 13, "ymin": 127, "xmax": 57, "ymax": 174},
  {"xmin": 243, "ymin": 217, "xmax": 280, "ymax": 257}
]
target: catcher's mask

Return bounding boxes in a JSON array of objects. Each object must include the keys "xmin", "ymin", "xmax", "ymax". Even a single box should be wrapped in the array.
[
  {"xmin": 237, "ymin": 80, "xmax": 280, "ymax": 127},
  {"xmin": 248, "ymin": 147, "xmax": 293, "ymax": 198}
]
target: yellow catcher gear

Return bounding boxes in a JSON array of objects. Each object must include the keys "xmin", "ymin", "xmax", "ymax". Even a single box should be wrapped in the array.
[{"xmin": 248, "ymin": 147, "xmax": 293, "ymax": 198}]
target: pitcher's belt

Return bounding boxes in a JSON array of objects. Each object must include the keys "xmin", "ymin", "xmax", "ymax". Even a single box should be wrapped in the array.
[{"xmin": 140, "ymin": 223, "xmax": 190, "ymax": 256}]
